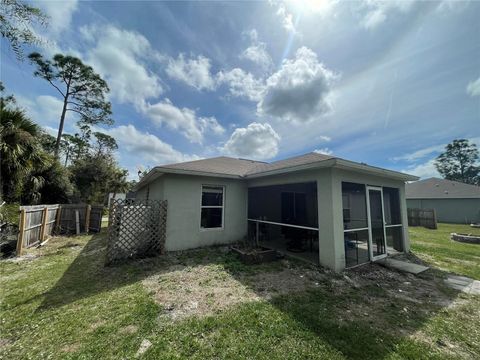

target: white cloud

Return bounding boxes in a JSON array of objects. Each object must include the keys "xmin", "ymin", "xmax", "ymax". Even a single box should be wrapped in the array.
[
  {"xmin": 102, "ymin": 124, "xmax": 199, "ymax": 165},
  {"xmin": 16, "ymin": 94, "xmax": 66, "ymax": 127},
  {"xmin": 166, "ymin": 54, "xmax": 216, "ymax": 91},
  {"xmin": 392, "ymin": 144, "xmax": 445, "ymax": 162},
  {"xmin": 222, "ymin": 122, "xmax": 280, "ymax": 160},
  {"xmin": 199, "ymin": 117, "xmax": 225, "ymax": 135},
  {"xmin": 142, "ymin": 99, "xmax": 223, "ymax": 144},
  {"xmin": 80, "ymin": 24, "xmax": 163, "ymax": 107},
  {"xmin": 317, "ymin": 135, "xmax": 332, "ymax": 142},
  {"xmin": 313, "ymin": 147, "xmax": 333, "ymax": 155},
  {"xmin": 361, "ymin": 0, "xmax": 416, "ymax": 29},
  {"xmin": 240, "ymin": 29, "xmax": 273, "ymax": 70},
  {"xmin": 217, "ymin": 68, "xmax": 265, "ymax": 101},
  {"xmin": 466, "ymin": 76, "xmax": 480, "ymax": 97},
  {"xmin": 257, "ymin": 46, "xmax": 335, "ymax": 122},
  {"xmin": 276, "ymin": 3, "xmax": 297, "ymax": 33},
  {"xmin": 402, "ymin": 159, "xmax": 440, "ymax": 179},
  {"xmin": 38, "ymin": 0, "xmax": 78, "ymax": 34}
]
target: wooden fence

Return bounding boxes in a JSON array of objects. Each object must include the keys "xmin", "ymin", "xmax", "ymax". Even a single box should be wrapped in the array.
[
  {"xmin": 407, "ymin": 208, "xmax": 437, "ymax": 229},
  {"xmin": 17, "ymin": 204, "xmax": 103, "ymax": 255},
  {"xmin": 106, "ymin": 199, "xmax": 167, "ymax": 265}
]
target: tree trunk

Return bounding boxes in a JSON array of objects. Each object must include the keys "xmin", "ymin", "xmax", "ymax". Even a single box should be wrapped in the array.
[{"xmin": 54, "ymin": 96, "xmax": 69, "ymax": 158}]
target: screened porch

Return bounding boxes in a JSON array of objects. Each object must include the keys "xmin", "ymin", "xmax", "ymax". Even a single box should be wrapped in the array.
[{"xmin": 247, "ymin": 182, "xmax": 319, "ymax": 264}]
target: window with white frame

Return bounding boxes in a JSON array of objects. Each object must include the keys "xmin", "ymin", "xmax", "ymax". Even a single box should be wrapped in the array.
[{"xmin": 201, "ymin": 185, "xmax": 224, "ymax": 229}]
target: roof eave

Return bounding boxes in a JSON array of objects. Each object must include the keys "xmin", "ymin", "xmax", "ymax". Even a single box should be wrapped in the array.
[{"xmin": 334, "ymin": 159, "xmax": 419, "ymax": 181}]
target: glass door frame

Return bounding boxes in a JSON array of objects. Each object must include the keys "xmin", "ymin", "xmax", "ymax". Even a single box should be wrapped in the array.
[{"xmin": 365, "ymin": 186, "xmax": 388, "ymax": 262}]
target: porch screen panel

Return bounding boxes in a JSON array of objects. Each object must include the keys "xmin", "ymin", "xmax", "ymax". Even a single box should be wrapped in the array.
[
  {"xmin": 383, "ymin": 187, "xmax": 403, "ymax": 251},
  {"xmin": 248, "ymin": 182, "xmax": 318, "ymax": 228},
  {"xmin": 342, "ymin": 182, "xmax": 369, "ymax": 267}
]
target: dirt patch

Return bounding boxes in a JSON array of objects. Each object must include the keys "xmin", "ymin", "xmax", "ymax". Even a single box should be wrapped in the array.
[
  {"xmin": 89, "ymin": 320, "xmax": 107, "ymax": 331},
  {"xmin": 143, "ymin": 259, "xmax": 327, "ymax": 321},
  {"xmin": 61, "ymin": 343, "xmax": 80, "ymax": 353},
  {"xmin": 119, "ymin": 325, "xmax": 138, "ymax": 334}
]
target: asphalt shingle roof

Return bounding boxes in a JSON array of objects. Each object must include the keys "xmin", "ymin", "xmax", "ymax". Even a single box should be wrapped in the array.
[
  {"xmin": 160, "ymin": 153, "xmax": 334, "ymax": 177},
  {"xmin": 406, "ymin": 177, "xmax": 480, "ymax": 199},
  {"xmin": 160, "ymin": 156, "xmax": 266, "ymax": 176}
]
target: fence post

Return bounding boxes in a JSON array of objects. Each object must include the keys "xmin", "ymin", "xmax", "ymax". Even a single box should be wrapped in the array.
[
  {"xmin": 55, "ymin": 206, "xmax": 62, "ymax": 235},
  {"xmin": 85, "ymin": 204, "xmax": 91, "ymax": 233},
  {"xmin": 39, "ymin": 206, "xmax": 48, "ymax": 242},
  {"xmin": 16, "ymin": 209, "xmax": 26, "ymax": 256},
  {"xmin": 432, "ymin": 208, "xmax": 438, "ymax": 229}
]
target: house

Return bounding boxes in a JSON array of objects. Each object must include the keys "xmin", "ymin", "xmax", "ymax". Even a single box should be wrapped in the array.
[
  {"xmin": 133, "ymin": 153, "xmax": 418, "ymax": 271},
  {"xmin": 406, "ymin": 178, "xmax": 480, "ymax": 224}
]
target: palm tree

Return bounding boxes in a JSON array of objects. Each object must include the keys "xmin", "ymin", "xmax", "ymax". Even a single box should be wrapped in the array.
[{"xmin": 0, "ymin": 102, "xmax": 50, "ymax": 202}]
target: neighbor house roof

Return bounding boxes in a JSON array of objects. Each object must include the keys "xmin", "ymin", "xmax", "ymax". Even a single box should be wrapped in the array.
[
  {"xmin": 406, "ymin": 177, "xmax": 480, "ymax": 199},
  {"xmin": 134, "ymin": 152, "xmax": 418, "ymax": 191}
]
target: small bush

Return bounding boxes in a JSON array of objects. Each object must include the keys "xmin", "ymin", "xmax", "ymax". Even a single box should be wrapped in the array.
[{"xmin": 0, "ymin": 203, "xmax": 20, "ymax": 225}]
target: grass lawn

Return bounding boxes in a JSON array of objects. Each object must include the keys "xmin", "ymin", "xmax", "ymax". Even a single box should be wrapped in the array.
[
  {"xmin": 1, "ymin": 224, "xmax": 479, "ymax": 359},
  {"xmin": 409, "ymin": 223, "xmax": 480, "ymax": 280}
]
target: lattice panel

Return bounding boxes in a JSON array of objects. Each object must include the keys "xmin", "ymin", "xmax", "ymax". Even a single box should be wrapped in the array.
[{"xmin": 106, "ymin": 199, "xmax": 167, "ymax": 265}]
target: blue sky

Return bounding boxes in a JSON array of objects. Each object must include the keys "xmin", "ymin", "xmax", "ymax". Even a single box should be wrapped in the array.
[{"xmin": 2, "ymin": 0, "xmax": 479, "ymax": 180}]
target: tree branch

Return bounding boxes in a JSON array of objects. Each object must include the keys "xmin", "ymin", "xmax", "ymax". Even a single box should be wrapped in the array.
[{"xmin": 47, "ymin": 78, "xmax": 65, "ymax": 98}]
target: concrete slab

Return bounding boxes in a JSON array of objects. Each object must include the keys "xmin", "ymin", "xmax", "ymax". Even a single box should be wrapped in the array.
[
  {"xmin": 445, "ymin": 276, "xmax": 480, "ymax": 295},
  {"xmin": 377, "ymin": 258, "xmax": 429, "ymax": 275}
]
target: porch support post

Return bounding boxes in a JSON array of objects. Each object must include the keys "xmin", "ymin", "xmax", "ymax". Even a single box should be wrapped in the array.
[
  {"xmin": 399, "ymin": 183, "xmax": 411, "ymax": 252},
  {"xmin": 317, "ymin": 169, "xmax": 345, "ymax": 272}
]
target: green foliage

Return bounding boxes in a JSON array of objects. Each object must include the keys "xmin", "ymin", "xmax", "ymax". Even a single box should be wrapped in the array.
[
  {"xmin": 0, "ymin": 0, "xmax": 48, "ymax": 60},
  {"xmin": 69, "ymin": 154, "xmax": 129, "ymax": 204},
  {"xmin": 0, "ymin": 202, "xmax": 19, "ymax": 224},
  {"xmin": 434, "ymin": 139, "xmax": 480, "ymax": 185},
  {"xmin": 28, "ymin": 52, "xmax": 112, "ymax": 156},
  {"xmin": 0, "ymin": 89, "xmax": 50, "ymax": 202},
  {"xmin": 30, "ymin": 160, "xmax": 74, "ymax": 204}
]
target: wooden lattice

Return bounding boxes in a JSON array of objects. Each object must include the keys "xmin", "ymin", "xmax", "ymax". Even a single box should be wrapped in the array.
[{"xmin": 106, "ymin": 199, "xmax": 167, "ymax": 265}]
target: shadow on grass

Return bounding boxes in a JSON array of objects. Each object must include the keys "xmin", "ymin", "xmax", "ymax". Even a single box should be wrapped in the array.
[
  {"xmin": 37, "ymin": 232, "xmax": 463, "ymax": 359},
  {"xmin": 36, "ymin": 230, "xmax": 170, "ymax": 311}
]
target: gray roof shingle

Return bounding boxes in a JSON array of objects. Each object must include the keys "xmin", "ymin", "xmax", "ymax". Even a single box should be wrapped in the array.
[
  {"xmin": 406, "ymin": 177, "xmax": 480, "ymax": 199},
  {"xmin": 160, "ymin": 156, "xmax": 266, "ymax": 176}
]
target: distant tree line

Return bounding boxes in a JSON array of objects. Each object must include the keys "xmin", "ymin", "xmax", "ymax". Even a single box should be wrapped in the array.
[{"xmin": 0, "ymin": 1, "xmax": 133, "ymax": 207}]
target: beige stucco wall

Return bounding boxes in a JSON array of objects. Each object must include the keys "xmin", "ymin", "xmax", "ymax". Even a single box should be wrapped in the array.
[
  {"xmin": 136, "ymin": 167, "xmax": 410, "ymax": 272},
  {"xmin": 138, "ymin": 174, "xmax": 248, "ymax": 251}
]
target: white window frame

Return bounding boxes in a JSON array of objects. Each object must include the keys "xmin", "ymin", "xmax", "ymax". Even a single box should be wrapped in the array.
[{"xmin": 200, "ymin": 184, "xmax": 225, "ymax": 231}]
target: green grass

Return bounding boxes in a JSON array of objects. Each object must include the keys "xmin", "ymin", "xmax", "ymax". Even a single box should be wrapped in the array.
[
  {"xmin": 410, "ymin": 223, "xmax": 480, "ymax": 280},
  {"xmin": 0, "ymin": 224, "xmax": 479, "ymax": 359}
]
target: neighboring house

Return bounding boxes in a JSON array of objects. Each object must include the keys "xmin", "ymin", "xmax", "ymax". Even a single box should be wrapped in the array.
[
  {"xmin": 133, "ymin": 153, "xmax": 418, "ymax": 271},
  {"xmin": 108, "ymin": 193, "xmax": 126, "ymax": 207},
  {"xmin": 406, "ymin": 178, "xmax": 480, "ymax": 224}
]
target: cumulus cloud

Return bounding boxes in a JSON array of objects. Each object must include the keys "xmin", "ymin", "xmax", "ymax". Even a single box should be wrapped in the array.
[
  {"xmin": 142, "ymin": 99, "xmax": 224, "ymax": 144},
  {"xmin": 166, "ymin": 54, "xmax": 216, "ymax": 91},
  {"xmin": 222, "ymin": 122, "xmax": 280, "ymax": 160},
  {"xmin": 217, "ymin": 68, "xmax": 265, "ymax": 101},
  {"xmin": 402, "ymin": 159, "xmax": 440, "ymax": 179},
  {"xmin": 102, "ymin": 124, "xmax": 199, "ymax": 165},
  {"xmin": 466, "ymin": 76, "xmax": 480, "ymax": 97},
  {"xmin": 80, "ymin": 24, "xmax": 163, "ymax": 107},
  {"xmin": 257, "ymin": 46, "xmax": 335, "ymax": 122},
  {"xmin": 361, "ymin": 0, "xmax": 416, "ymax": 29},
  {"xmin": 240, "ymin": 29, "xmax": 273, "ymax": 70},
  {"xmin": 313, "ymin": 148, "xmax": 333, "ymax": 155}
]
